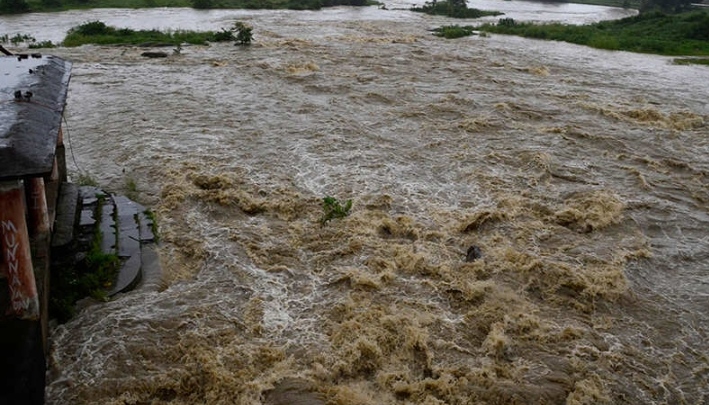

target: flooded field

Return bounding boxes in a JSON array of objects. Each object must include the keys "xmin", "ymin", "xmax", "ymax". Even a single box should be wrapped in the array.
[{"xmin": 4, "ymin": 3, "xmax": 709, "ymax": 404}]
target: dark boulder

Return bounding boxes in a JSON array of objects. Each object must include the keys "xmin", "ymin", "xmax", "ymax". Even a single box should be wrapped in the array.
[
  {"xmin": 140, "ymin": 51, "xmax": 168, "ymax": 58},
  {"xmin": 465, "ymin": 245, "xmax": 482, "ymax": 262}
]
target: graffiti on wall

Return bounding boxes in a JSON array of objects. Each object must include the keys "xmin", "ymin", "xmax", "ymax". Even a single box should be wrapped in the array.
[
  {"xmin": 1, "ymin": 219, "xmax": 36, "ymax": 314},
  {"xmin": 0, "ymin": 182, "xmax": 40, "ymax": 319}
]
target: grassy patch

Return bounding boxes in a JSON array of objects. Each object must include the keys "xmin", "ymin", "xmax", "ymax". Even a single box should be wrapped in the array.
[
  {"xmin": 126, "ymin": 178, "xmax": 138, "ymax": 193},
  {"xmin": 76, "ymin": 172, "xmax": 99, "ymax": 186},
  {"xmin": 125, "ymin": 177, "xmax": 139, "ymax": 201},
  {"xmin": 62, "ymin": 20, "xmax": 240, "ymax": 47},
  {"xmin": 411, "ymin": 0, "xmax": 502, "ymax": 18},
  {"xmin": 433, "ymin": 25, "xmax": 476, "ymax": 39},
  {"xmin": 479, "ymin": 10, "xmax": 709, "ymax": 56}
]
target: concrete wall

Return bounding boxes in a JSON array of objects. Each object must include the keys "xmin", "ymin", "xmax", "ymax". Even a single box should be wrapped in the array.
[{"xmin": 0, "ymin": 129, "xmax": 67, "ymax": 405}]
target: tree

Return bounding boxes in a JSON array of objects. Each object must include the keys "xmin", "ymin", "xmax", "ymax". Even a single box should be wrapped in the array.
[
  {"xmin": 192, "ymin": 0, "xmax": 214, "ymax": 9},
  {"xmin": 640, "ymin": 0, "xmax": 692, "ymax": 13},
  {"xmin": 0, "ymin": 0, "xmax": 30, "ymax": 14},
  {"xmin": 233, "ymin": 22, "xmax": 253, "ymax": 45},
  {"xmin": 447, "ymin": 0, "xmax": 467, "ymax": 17},
  {"xmin": 41, "ymin": 0, "xmax": 62, "ymax": 8}
]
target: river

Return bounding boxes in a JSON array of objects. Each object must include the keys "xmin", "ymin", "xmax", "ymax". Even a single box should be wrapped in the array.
[{"xmin": 3, "ymin": 2, "xmax": 709, "ymax": 404}]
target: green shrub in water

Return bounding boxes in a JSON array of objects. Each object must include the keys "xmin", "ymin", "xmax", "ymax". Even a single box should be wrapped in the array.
[
  {"xmin": 434, "ymin": 25, "xmax": 475, "ymax": 39},
  {"xmin": 321, "ymin": 196, "xmax": 353, "ymax": 224}
]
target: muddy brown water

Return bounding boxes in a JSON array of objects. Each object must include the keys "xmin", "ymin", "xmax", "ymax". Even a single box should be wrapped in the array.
[{"xmin": 4, "ymin": 4, "xmax": 709, "ymax": 404}]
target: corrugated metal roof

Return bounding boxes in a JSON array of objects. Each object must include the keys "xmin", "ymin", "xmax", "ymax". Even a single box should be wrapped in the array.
[{"xmin": 0, "ymin": 54, "xmax": 72, "ymax": 181}]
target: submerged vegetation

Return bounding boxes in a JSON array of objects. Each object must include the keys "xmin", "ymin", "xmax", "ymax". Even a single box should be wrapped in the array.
[
  {"xmin": 432, "ymin": 25, "xmax": 476, "ymax": 39},
  {"xmin": 411, "ymin": 0, "xmax": 502, "ymax": 19},
  {"xmin": 0, "ymin": 33, "xmax": 55, "ymax": 48},
  {"xmin": 231, "ymin": 21, "xmax": 253, "ymax": 45},
  {"xmin": 320, "ymin": 196, "xmax": 353, "ymax": 224},
  {"xmin": 61, "ymin": 20, "xmax": 251, "ymax": 47},
  {"xmin": 479, "ymin": 10, "xmax": 709, "ymax": 57},
  {"xmin": 674, "ymin": 57, "xmax": 709, "ymax": 65}
]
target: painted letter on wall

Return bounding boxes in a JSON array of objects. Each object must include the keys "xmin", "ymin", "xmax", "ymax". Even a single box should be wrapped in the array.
[{"xmin": 0, "ymin": 181, "xmax": 40, "ymax": 319}]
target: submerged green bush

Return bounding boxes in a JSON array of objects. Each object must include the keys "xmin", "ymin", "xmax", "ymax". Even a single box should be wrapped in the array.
[
  {"xmin": 321, "ymin": 196, "xmax": 353, "ymax": 224},
  {"xmin": 233, "ymin": 21, "xmax": 253, "ymax": 45},
  {"xmin": 70, "ymin": 20, "xmax": 115, "ymax": 35},
  {"xmin": 411, "ymin": 0, "xmax": 502, "ymax": 19},
  {"xmin": 29, "ymin": 40, "xmax": 56, "ymax": 48},
  {"xmin": 497, "ymin": 17, "xmax": 516, "ymax": 27},
  {"xmin": 62, "ymin": 20, "xmax": 250, "ymax": 46},
  {"xmin": 433, "ymin": 25, "xmax": 475, "ymax": 39}
]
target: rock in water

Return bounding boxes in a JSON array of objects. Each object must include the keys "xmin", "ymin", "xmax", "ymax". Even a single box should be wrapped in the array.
[
  {"xmin": 141, "ymin": 51, "xmax": 168, "ymax": 58},
  {"xmin": 466, "ymin": 245, "xmax": 482, "ymax": 262}
]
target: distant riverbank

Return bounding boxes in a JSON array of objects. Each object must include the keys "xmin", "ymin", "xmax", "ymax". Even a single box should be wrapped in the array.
[
  {"xmin": 479, "ymin": 10, "xmax": 709, "ymax": 57},
  {"xmin": 1, "ymin": 0, "xmax": 641, "ymax": 15},
  {"xmin": 2, "ymin": 0, "xmax": 370, "ymax": 15}
]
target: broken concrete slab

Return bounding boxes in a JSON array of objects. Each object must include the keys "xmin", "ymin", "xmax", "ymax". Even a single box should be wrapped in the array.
[{"xmin": 79, "ymin": 209, "xmax": 95, "ymax": 228}]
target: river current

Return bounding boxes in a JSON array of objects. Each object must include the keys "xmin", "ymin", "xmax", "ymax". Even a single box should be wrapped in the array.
[{"xmin": 3, "ymin": 2, "xmax": 709, "ymax": 404}]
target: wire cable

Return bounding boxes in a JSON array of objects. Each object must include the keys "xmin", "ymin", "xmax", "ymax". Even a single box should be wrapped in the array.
[{"xmin": 62, "ymin": 114, "xmax": 83, "ymax": 174}]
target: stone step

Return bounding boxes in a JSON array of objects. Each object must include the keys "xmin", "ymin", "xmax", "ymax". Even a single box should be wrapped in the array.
[
  {"xmin": 136, "ymin": 211, "xmax": 156, "ymax": 243},
  {"xmin": 138, "ymin": 244, "xmax": 162, "ymax": 291},
  {"xmin": 108, "ymin": 195, "xmax": 145, "ymax": 296},
  {"xmin": 113, "ymin": 195, "xmax": 142, "ymax": 258},
  {"xmin": 107, "ymin": 254, "xmax": 142, "ymax": 296},
  {"xmin": 61, "ymin": 186, "xmax": 160, "ymax": 298}
]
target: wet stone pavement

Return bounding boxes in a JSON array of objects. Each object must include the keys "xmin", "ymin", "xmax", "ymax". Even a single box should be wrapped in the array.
[{"xmin": 53, "ymin": 184, "xmax": 160, "ymax": 298}]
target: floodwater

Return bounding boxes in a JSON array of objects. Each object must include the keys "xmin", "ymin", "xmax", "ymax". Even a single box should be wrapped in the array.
[{"xmin": 4, "ymin": 3, "xmax": 709, "ymax": 404}]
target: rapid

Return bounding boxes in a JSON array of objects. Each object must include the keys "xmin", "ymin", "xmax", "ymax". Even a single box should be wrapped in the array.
[{"xmin": 3, "ymin": 2, "xmax": 709, "ymax": 403}]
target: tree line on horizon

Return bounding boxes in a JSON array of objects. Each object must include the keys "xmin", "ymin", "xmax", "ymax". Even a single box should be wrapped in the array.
[
  {"xmin": 191, "ymin": 0, "xmax": 367, "ymax": 9},
  {"xmin": 0, "ymin": 0, "xmax": 368, "ymax": 14},
  {"xmin": 0, "ymin": 0, "xmax": 703, "ymax": 16}
]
